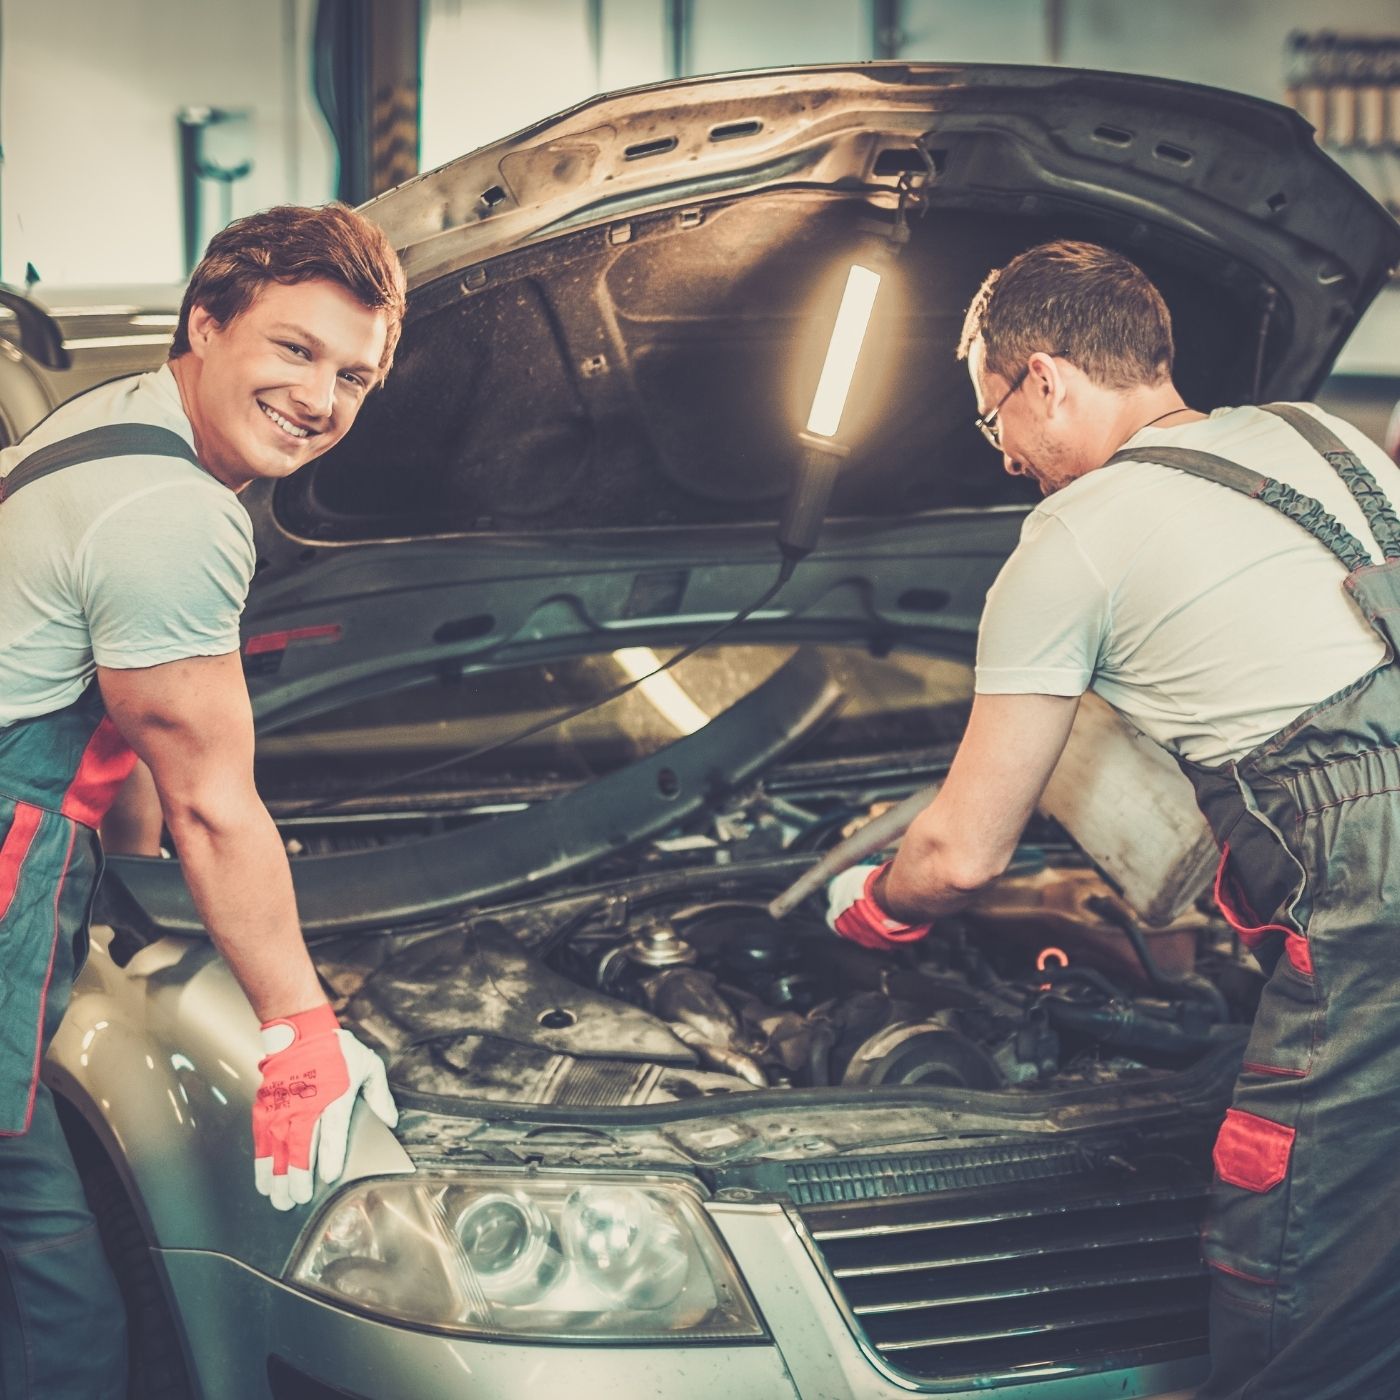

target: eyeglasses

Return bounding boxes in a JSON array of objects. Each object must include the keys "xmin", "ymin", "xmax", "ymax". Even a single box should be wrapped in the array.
[
  {"xmin": 973, "ymin": 353, "xmax": 1068, "ymax": 450},
  {"xmin": 974, "ymin": 369, "xmax": 1029, "ymax": 450}
]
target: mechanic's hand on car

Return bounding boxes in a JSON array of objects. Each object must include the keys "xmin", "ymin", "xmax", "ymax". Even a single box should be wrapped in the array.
[
  {"xmin": 253, "ymin": 1004, "xmax": 399, "ymax": 1211},
  {"xmin": 826, "ymin": 861, "xmax": 932, "ymax": 949}
]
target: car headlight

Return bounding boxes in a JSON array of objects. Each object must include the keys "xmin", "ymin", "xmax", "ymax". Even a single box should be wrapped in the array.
[{"xmin": 288, "ymin": 1172, "xmax": 765, "ymax": 1342}]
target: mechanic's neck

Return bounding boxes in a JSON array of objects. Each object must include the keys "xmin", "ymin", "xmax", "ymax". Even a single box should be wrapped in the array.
[
  {"xmin": 167, "ymin": 353, "xmax": 245, "ymax": 494},
  {"xmin": 1088, "ymin": 379, "xmax": 1202, "ymax": 471}
]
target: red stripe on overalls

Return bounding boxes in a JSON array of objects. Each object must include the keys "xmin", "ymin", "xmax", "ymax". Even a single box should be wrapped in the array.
[
  {"xmin": 59, "ymin": 716, "xmax": 137, "ymax": 828},
  {"xmin": 0, "ymin": 817, "xmax": 75, "ymax": 1137},
  {"xmin": 1213, "ymin": 843, "xmax": 1313, "ymax": 975},
  {"xmin": 0, "ymin": 803, "xmax": 42, "ymax": 920},
  {"xmin": 1213, "ymin": 844, "xmax": 1300, "ymax": 947}
]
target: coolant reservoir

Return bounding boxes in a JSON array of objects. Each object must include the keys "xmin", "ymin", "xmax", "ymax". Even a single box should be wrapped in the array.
[
  {"xmin": 1038, "ymin": 693, "xmax": 1216, "ymax": 927},
  {"xmin": 963, "ymin": 866, "xmax": 1206, "ymax": 988}
]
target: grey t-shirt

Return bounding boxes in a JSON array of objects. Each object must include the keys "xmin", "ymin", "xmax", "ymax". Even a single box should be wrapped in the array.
[
  {"xmin": 974, "ymin": 403, "xmax": 1399, "ymax": 765},
  {"xmin": 0, "ymin": 365, "xmax": 255, "ymax": 728}
]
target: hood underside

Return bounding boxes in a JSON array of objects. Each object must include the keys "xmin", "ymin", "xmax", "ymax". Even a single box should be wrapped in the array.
[{"xmin": 272, "ymin": 62, "xmax": 1400, "ymax": 544}]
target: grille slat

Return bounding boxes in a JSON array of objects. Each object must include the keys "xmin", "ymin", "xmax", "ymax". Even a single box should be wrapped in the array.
[
  {"xmin": 798, "ymin": 1153, "xmax": 1212, "ymax": 1386},
  {"xmin": 833, "ymin": 1210, "xmax": 1199, "ymax": 1277},
  {"xmin": 853, "ymin": 1254, "xmax": 1206, "ymax": 1315},
  {"xmin": 810, "ymin": 1176, "xmax": 1206, "ymax": 1241},
  {"xmin": 876, "ymin": 1287, "xmax": 1204, "ymax": 1349}
]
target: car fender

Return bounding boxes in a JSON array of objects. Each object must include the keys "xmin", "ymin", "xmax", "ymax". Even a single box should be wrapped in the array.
[
  {"xmin": 0, "ymin": 338, "xmax": 57, "ymax": 445},
  {"xmin": 47, "ymin": 924, "xmax": 414, "ymax": 1278}
]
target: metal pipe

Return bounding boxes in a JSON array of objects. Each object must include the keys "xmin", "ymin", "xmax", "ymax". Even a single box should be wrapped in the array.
[
  {"xmin": 668, "ymin": 1022, "xmax": 768, "ymax": 1086},
  {"xmin": 766, "ymin": 784, "xmax": 938, "ymax": 920}
]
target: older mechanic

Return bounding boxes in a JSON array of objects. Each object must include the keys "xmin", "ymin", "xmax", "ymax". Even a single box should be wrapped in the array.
[
  {"xmin": 0, "ymin": 204, "xmax": 404, "ymax": 1398},
  {"xmin": 825, "ymin": 239, "xmax": 1400, "ymax": 1399}
]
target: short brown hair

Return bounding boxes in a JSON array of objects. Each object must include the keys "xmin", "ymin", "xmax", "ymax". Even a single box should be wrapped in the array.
[
  {"xmin": 957, "ymin": 240, "xmax": 1173, "ymax": 390},
  {"xmin": 171, "ymin": 203, "xmax": 406, "ymax": 377}
]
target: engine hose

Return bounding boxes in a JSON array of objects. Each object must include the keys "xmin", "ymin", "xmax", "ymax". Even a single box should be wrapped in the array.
[
  {"xmin": 1082, "ymin": 893, "xmax": 1172, "ymax": 989},
  {"xmin": 667, "ymin": 1022, "xmax": 769, "ymax": 1087},
  {"xmin": 806, "ymin": 1021, "xmax": 837, "ymax": 1087},
  {"xmin": 1164, "ymin": 970, "xmax": 1230, "ymax": 1023},
  {"xmin": 1044, "ymin": 998, "xmax": 1234, "ymax": 1057},
  {"xmin": 1083, "ymin": 894, "xmax": 1228, "ymax": 1021},
  {"xmin": 1041, "ymin": 964, "xmax": 1127, "ymax": 1002}
]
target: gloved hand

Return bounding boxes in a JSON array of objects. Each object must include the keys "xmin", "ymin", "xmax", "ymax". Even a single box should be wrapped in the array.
[
  {"xmin": 253, "ymin": 1003, "xmax": 399, "ymax": 1211},
  {"xmin": 826, "ymin": 861, "xmax": 931, "ymax": 949}
]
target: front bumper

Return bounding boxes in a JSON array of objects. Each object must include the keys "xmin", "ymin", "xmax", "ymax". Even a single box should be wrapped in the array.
[
  {"xmin": 162, "ymin": 1207, "xmax": 1207, "ymax": 1400},
  {"xmin": 162, "ymin": 1249, "xmax": 801, "ymax": 1400}
]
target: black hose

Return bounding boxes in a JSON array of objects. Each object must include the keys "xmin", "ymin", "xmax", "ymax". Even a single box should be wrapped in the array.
[
  {"xmin": 1044, "ymin": 998, "xmax": 1234, "ymax": 1058},
  {"xmin": 1083, "ymin": 894, "xmax": 1171, "ymax": 990},
  {"xmin": 1040, "ymin": 964, "xmax": 1126, "ymax": 1002},
  {"xmin": 1083, "ymin": 894, "xmax": 1227, "ymax": 1021},
  {"xmin": 806, "ymin": 1021, "xmax": 837, "ymax": 1087}
]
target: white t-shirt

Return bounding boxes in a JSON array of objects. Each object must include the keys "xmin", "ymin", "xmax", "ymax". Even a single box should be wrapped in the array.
[
  {"xmin": 0, "ymin": 365, "xmax": 255, "ymax": 728},
  {"xmin": 975, "ymin": 403, "xmax": 1399, "ymax": 765}
]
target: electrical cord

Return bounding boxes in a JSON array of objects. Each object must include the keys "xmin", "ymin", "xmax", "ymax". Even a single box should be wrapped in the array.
[{"xmin": 282, "ymin": 558, "xmax": 797, "ymax": 818}]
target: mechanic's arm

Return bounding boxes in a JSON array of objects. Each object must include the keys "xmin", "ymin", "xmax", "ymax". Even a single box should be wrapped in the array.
[
  {"xmin": 98, "ymin": 651, "xmax": 398, "ymax": 1209},
  {"xmin": 96, "ymin": 651, "xmax": 323, "ymax": 1020},
  {"xmin": 878, "ymin": 692, "xmax": 1080, "ymax": 922}
]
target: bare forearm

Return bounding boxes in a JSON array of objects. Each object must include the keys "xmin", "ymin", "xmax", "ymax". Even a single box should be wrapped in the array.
[
  {"xmin": 874, "ymin": 694, "xmax": 1081, "ymax": 924},
  {"xmin": 166, "ymin": 798, "xmax": 325, "ymax": 1020},
  {"xmin": 876, "ymin": 824, "xmax": 1005, "ymax": 923}
]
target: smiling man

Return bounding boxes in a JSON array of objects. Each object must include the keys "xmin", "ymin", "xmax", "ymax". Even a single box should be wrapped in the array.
[
  {"xmin": 0, "ymin": 204, "xmax": 404, "ymax": 1398},
  {"xmin": 824, "ymin": 240, "xmax": 1400, "ymax": 1400}
]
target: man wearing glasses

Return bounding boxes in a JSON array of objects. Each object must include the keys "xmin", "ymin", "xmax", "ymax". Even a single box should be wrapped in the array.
[{"xmin": 824, "ymin": 239, "xmax": 1400, "ymax": 1399}]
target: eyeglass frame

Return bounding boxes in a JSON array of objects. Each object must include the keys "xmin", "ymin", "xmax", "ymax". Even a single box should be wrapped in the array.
[{"xmin": 973, "ymin": 351, "xmax": 1069, "ymax": 450}]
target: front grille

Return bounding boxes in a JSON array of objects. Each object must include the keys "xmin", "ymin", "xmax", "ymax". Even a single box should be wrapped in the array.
[{"xmin": 798, "ymin": 1160, "xmax": 1210, "ymax": 1386}]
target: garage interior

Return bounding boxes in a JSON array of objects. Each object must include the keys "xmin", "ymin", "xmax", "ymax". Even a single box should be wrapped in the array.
[
  {"xmin": 3, "ymin": 5, "xmax": 1400, "ymax": 1400},
  {"xmin": 5, "ymin": 0, "xmax": 1399, "ymax": 440}
]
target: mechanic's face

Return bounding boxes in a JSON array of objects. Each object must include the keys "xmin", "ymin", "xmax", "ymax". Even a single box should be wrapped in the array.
[
  {"xmin": 180, "ymin": 278, "xmax": 387, "ymax": 492},
  {"xmin": 969, "ymin": 341, "xmax": 1080, "ymax": 497}
]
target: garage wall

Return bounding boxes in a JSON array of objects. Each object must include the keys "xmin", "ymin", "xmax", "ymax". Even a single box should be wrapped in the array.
[
  {"xmin": 420, "ymin": 0, "xmax": 668, "ymax": 171},
  {"xmin": 5, "ymin": 0, "xmax": 1395, "ymax": 378},
  {"xmin": 1, "ymin": 0, "xmax": 334, "ymax": 288},
  {"xmin": 420, "ymin": 0, "xmax": 867, "ymax": 167}
]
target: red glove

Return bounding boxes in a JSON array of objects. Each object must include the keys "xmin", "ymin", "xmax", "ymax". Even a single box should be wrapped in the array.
[
  {"xmin": 253, "ymin": 1003, "xmax": 398, "ymax": 1211},
  {"xmin": 826, "ymin": 861, "xmax": 931, "ymax": 949}
]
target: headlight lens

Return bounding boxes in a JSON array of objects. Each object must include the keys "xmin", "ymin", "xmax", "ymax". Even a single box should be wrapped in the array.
[{"xmin": 289, "ymin": 1172, "xmax": 764, "ymax": 1342}]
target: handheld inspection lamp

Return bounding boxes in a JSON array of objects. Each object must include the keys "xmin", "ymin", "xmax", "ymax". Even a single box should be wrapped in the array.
[{"xmin": 776, "ymin": 260, "xmax": 884, "ymax": 575}]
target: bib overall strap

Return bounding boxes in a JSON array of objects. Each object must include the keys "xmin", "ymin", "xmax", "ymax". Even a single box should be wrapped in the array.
[
  {"xmin": 0, "ymin": 423, "xmax": 199, "ymax": 504},
  {"xmin": 1101, "ymin": 442, "xmax": 1373, "ymax": 572},
  {"xmin": 1259, "ymin": 402, "xmax": 1400, "ymax": 562}
]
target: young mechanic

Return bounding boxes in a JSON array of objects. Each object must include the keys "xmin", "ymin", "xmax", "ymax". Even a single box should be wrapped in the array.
[
  {"xmin": 825, "ymin": 240, "xmax": 1400, "ymax": 1400},
  {"xmin": 0, "ymin": 204, "xmax": 405, "ymax": 1398}
]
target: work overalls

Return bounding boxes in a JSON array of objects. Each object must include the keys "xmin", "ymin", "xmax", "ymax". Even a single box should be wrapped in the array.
[
  {"xmin": 1105, "ymin": 405, "xmax": 1400, "ymax": 1399},
  {"xmin": 0, "ymin": 423, "xmax": 199, "ymax": 1399}
]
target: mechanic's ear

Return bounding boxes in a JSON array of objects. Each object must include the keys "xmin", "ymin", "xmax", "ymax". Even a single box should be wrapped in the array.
[
  {"xmin": 1032, "ymin": 352, "xmax": 1072, "ymax": 420},
  {"xmin": 185, "ymin": 302, "xmax": 225, "ymax": 356}
]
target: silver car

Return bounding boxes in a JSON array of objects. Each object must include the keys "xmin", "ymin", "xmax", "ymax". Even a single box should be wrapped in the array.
[{"xmin": 41, "ymin": 62, "xmax": 1400, "ymax": 1400}]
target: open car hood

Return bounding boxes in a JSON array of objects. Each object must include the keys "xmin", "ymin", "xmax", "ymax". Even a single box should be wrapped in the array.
[
  {"xmin": 101, "ymin": 63, "xmax": 1400, "ymax": 935},
  {"xmin": 231, "ymin": 62, "xmax": 1399, "ymax": 724}
]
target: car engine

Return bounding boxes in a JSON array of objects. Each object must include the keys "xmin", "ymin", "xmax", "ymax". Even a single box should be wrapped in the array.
[{"xmin": 331, "ymin": 826, "xmax": 1257, "ymax": 1110}]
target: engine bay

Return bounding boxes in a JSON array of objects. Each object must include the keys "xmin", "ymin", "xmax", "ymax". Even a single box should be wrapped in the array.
[
  {"xmin": 262, "ymin": 642, "xmax": 1259, "ymax": 1111},
  {"xmin": 328, "ymin": 834, "xmax": 1257, "ymax": 1111}
]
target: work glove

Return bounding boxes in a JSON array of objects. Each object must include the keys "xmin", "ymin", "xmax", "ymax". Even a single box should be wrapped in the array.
[
  {"xmin": 826, "ymin": 861, "xmax": 931, "ymax": 950},
  {"xmin": 253, "ymin": 1003, "xmax": 399, "ymax": 1211}
]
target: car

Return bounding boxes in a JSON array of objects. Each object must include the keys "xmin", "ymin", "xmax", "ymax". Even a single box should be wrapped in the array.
[
  {"xmin": 40, "ymin": 61, "xmax": 1400, "ymax": 1400},
  {"xmin": 0, "ymin": 283, "xmax": 181, "ymax": 444}
]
